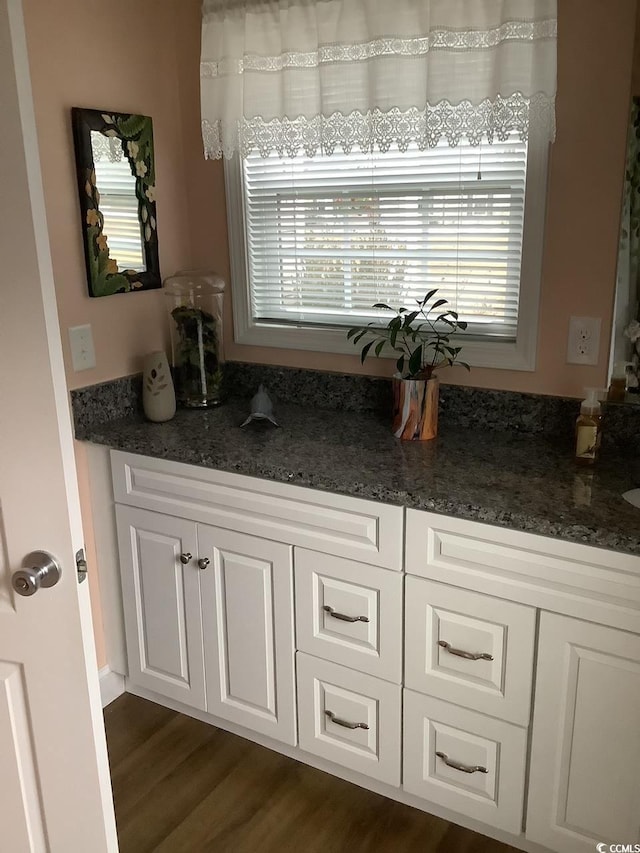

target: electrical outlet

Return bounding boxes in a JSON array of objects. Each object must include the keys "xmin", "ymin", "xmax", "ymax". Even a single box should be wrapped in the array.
[
  {"xmin": 566, "ymin": 316, "xmax": 601, "ymax": 366},
  {"xmin": 68, "ymin": 324, "xmax": 96, "ymax": 371}
]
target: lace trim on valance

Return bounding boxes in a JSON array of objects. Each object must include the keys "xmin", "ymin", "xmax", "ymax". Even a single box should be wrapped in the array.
[
  {"xmin": 90, "ymin": 132, "xmax": 125, "ymax": 163},
  {"xmin": 201, "ymin": 18, "xmax": 557, "ymax": 78},
  {"xmin": 202, "ymin": 94, "xmax": 555, "ymax": 159}
]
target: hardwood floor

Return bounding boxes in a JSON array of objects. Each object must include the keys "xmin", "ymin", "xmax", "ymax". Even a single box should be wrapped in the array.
[{"xmin": 104, "ymin": 694, "xmax": 519, "ymax": 853}]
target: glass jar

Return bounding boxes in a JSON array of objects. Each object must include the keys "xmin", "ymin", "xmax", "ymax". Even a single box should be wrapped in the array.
[{"xmin": 163, "ymin": 271, "xmax": 225, "ymax": 407}]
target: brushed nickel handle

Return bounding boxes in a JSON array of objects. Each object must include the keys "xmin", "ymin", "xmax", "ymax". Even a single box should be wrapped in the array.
[
  {"xmin": 323, "ymin": 605, "xmax": 369, "ymax": 624},
  {"xmin": 197, "ymin": 557, "xmax": 210, "ymax": 570},
  {"xmin": 324, "ymin": 710, "xmax": 369, "ymax": 730},
  {"xmin": 180, "ymin": 553, "xmax": 192, "ymax": 565},
  {"xmin": 438, "ymin": 640, "xmax": 493, "ymax": 662},
  {"xmin": 436, "ymin": 751, "xmax": 488, "ymax": 774}
]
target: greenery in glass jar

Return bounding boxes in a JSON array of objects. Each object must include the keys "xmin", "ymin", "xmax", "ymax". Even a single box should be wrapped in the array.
[{"xmin": 170, "ymin": 306, "xmax": 223, "ymax": 404}]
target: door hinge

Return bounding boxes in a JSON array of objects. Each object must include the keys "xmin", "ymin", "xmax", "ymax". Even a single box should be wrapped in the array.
[{"xmin": 76, "ymin": 548, "xmax": 88, "ymax": 583}]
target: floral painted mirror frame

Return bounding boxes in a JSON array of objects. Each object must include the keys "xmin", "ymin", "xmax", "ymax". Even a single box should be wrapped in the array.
[{"xmin": 71, "ymin": 107, "xmax": 160, "ymax": 297}]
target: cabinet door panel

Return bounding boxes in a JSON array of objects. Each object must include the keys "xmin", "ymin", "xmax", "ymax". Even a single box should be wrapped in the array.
[
  {"xmin": 527, "ymin": 613, "xmax": 640, "ymax": 852},
  {"xmin": 116, "ymin": 506, "xmax": 204, "ymax": 709},
  {"xmin": 199, "ymin": 526, "xmax": 296, "ymax": 745}
]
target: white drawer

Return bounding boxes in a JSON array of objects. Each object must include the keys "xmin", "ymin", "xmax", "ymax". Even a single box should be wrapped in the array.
[
  {"xmin": 404, "ymin": 577, "xmax": 535, "ymax": 725},
  {"xmin": 111, "ymin": 451, "xmax": 403, "ymax": 570},
  {"xmin": 406, "ymin": 509, "xmax": 640, "ymax": 633},
  {"xmin": 295, "ymin": 549, "xmax": 403, "ymax": 682},
  {"xmin": 403, "ymin": 690, "xmax": 527, "ymax": 834},
  {"xmin": 296, "ymin": 653, "xmax": 401, "ymax": 786}
]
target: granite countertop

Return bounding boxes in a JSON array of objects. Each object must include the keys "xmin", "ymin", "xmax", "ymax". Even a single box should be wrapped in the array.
[{"xmin": 76, "ymin": 398, "xmax": 640, "ymax": 557}]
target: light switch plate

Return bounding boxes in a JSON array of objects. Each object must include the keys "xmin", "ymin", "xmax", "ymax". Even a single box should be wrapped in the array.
[
  {"xmin": 68, "ymin": 324, "xmax": 96, "ymax": 371},
  {"xmin": 566, "ymin": 316, "xmax": 601, "ymax": 366}
]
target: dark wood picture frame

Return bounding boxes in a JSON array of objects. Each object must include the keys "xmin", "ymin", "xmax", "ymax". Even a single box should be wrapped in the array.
[{"xmin": 71, "ymin": 107, "xmax": 161, "ymax": 297}]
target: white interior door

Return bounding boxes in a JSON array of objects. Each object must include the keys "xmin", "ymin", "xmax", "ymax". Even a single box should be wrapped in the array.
[{"xmin": 0, "ymin": 1, "xmax": 117, "ymax": 850}]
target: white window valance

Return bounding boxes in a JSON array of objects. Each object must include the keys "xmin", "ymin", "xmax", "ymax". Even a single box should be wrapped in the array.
[{"xmin": 201, "ymin": 0, "xmax": 557, "ymax": 160}]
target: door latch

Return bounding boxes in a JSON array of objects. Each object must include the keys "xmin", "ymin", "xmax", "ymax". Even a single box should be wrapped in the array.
[{"xmin": 76, "ymin": 548, "xmax": 88, "ymax": 583}]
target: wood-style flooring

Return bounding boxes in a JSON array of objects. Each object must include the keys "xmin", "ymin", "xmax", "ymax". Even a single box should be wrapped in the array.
[{"xmin": 104, "ymin": 693, "xmax": 519, "ymax": 853}]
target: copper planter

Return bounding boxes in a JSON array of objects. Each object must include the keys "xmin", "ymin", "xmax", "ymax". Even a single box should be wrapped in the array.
[{"xmin": 392, "ymin": 376, "xmax": 439, "ymax": 441}]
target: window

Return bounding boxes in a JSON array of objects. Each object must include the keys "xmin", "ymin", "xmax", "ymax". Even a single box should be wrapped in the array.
[{"xmin": 226, "ymin": 134, "xmax": 548, "ymax": 371}]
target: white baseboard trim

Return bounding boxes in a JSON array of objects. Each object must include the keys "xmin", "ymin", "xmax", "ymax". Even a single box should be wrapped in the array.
[{"xmin": 99, "ymin": 667, "xmax": 125, "ymax": 708}]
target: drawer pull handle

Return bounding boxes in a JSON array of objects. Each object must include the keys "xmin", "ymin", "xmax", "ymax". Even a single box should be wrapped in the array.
[
  {"xmin": 324, "ymin": 710, "xmax": 369, "ymax": 730},
  {"xmin": 436, "ymin": 751, "xmax": 488, "ymax": 775},
  {"xmin": 323, "ymin": 605, "xmax": 369, "ymax": 624},
  {"xmin": 438, "ymin": 640, "xmax": 493, "ymax": 662}
]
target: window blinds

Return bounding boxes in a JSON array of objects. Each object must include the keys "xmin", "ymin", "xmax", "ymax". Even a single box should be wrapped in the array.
[
  {"xmin": 243, "ymin": 136, "xmax": 528, "ymax": 339},
  {"xmin": 93, "ymin": 155, "xmax": 145, "ymax": 272}
]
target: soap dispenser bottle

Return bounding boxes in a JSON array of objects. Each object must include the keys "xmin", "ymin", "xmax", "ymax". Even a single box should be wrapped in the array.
[{"xmin": 575, "ymin": 388, "xmax": 601, "ymax": 466}]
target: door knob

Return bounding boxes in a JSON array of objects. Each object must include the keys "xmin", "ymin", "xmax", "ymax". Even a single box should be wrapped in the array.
[
  {"xmin": 197, "ymin": 557, "xmax": 210, "ymax": 570},
  {"xmin": 12, "ymin": 551, "xmax": 62, "ymax": 597},
  {"xmin": 180, "ymin": 553, "xmax": 192, "ymax": 565}
]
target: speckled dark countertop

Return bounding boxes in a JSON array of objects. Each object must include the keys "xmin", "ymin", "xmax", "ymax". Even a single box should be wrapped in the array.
[{"xmin": 75, "ymin": 398, "xmax": 640, "ymax": 557}]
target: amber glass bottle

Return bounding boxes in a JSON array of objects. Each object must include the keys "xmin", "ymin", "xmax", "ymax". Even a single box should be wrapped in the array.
[{"xmin": 575, "ymin": 389, "xmax": 601, "ymax": 466}]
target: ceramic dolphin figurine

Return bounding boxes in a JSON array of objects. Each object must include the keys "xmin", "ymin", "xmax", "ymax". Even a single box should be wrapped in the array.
[{"xmin": 240, "ymin": 384, "xmax": 279, "ymax": 427}]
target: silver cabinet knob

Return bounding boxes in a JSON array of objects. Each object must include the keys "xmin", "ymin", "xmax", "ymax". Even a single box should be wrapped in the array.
[
  {"xmin": 180, "ymin": 553, "xmax": 193, "ymax": 565},
  {"xmin": 197, "ymin": 557, "xmax": 210, "ymax": 570},
  {"xmin": 12, "ymin": 551, "xmax": 62, "ymax": 597}
]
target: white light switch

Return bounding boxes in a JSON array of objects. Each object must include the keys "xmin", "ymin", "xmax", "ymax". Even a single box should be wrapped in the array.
[
  {"xmin": 68, "ymin": 324, "xmax": 96, "ymax": 371},
  {"xmin": 566, "ymin": 316, "xmax": 601, "ymax": 366}
]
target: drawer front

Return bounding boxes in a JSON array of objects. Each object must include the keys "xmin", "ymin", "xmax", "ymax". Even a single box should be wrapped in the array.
[
  {"xmin": 296, "ymin": 653, "xmax": 401, "ymax": 786},
  {"xmin": 112, "ymin": 451, "xmax": 403, "ymax": 570},
  {"xmin": 406, "ymin": 509, "xmax": 640, "ymax": 633},
  {"xmin": 403, "ymin": 690, "xmax": 527, "ymax": 834},
  {"xmin": 404, "ymin": 577, "xmax": 535, "ymax": 725},
  {"xmin": 295, "ymin": 549, "xmax": 403, "ymax": 682}
]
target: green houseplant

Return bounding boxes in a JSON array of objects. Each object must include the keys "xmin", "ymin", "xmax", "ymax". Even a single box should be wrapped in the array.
[{"xmin": 348, "ymin": 290, "xmax": 469, "ymax": 440}]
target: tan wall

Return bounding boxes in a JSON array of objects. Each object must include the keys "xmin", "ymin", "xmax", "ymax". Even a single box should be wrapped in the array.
[{"xmin": 22, "ymin": 0, "xmax": 638, "ymax": 665}]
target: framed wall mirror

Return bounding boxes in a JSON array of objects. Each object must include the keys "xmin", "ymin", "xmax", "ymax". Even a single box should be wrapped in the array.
[{"xmin": 71, "ymin": 107, "xmax": 160, "ymax": 297}]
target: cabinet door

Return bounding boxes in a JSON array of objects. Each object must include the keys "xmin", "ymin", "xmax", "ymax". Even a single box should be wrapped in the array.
[
  {"xmin": 199, "ymin": 526, "xmax": 296, "ymax": 745},
  {"xmin": 115, "ymin": 505, "xmax": 205, "ymax": 709},
  {"xmin": 527, "ymin": 613, "xmax": 640, "ymax": 852}
]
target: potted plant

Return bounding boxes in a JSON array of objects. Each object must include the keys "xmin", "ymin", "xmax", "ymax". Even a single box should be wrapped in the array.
[{"xmin": 348, "ymin": 290, "xmax": 469, "ymax": 440}]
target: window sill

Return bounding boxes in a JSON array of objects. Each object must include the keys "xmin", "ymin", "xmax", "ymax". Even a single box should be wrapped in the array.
[{"xmin": 234, "ymin": 320, "xmax": 537, "ymax": 372}]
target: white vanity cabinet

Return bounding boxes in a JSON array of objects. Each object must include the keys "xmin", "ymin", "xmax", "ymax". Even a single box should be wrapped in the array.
[
  {"xmin": 111, "ymin": 450, "xmax": 403, "ymax": 751},
  {"xmin": 405, "ymin": 508, "xmax": 640, "ymax": 851},
  {"xmin": 116, "ymin": 504, "xmax": 297, "ymax": 744},
  {"xmin": 106, "ymin": 449, "xmax": 640, "ymax": 853},
  {"xmin": 526, "ymin": 614, "xmax": 640, "ymax": 852}
]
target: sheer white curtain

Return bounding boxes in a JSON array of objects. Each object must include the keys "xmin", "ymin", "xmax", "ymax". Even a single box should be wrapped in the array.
[{"xmin": 201, "ymin": 0, "xmax": 557, "ymax": 159}]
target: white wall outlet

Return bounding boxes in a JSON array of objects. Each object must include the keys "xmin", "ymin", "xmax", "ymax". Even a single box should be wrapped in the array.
[
  {"xmin": 566, "ymin": 316, "xmax": 601, "ymax": 366},
  {"xmin": 68, "ymin": 324, "xmax": 96, "ymax": 371}
]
